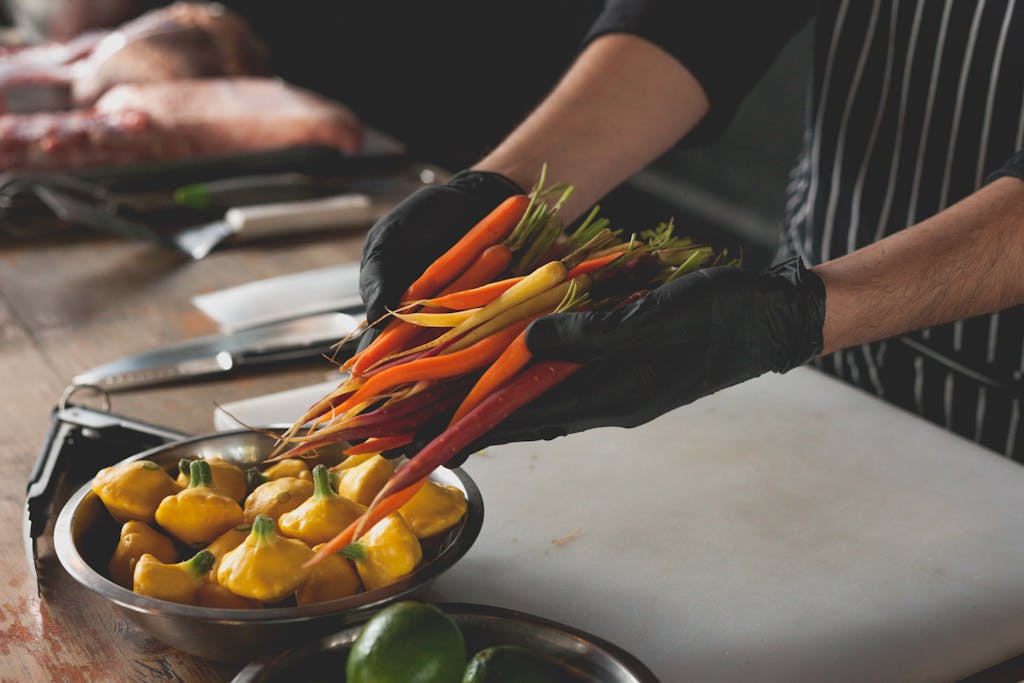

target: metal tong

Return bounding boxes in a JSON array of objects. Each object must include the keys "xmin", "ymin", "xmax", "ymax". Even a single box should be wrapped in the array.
[{"xmin": 24, "ymin": 386, "xmax": 188, "ymax": 594}]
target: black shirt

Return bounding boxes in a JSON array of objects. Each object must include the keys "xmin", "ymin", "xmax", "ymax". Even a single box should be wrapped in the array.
[
  {"xmin": 587, "ymin": 1, "xmax": 1024, "ymax": 458},
  {"xmin": 218, "ymin": 1, "xmax": 604, "ymax": 171}
]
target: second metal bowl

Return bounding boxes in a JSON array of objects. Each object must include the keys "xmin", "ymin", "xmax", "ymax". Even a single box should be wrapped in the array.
[
  {"xmin": 53, "ymin": 429, "xmax": 483, "ymax": 662},
  {"xmin": 233, "ymin": 602, "xmax": 661, "ymax": 683}
]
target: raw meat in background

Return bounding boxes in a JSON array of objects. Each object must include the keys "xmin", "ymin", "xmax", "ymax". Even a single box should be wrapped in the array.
[
  {"xmin": 69, "ymin": 2, "xmax": 269, "ymax": 105},
  {"xmin": 0, "ymin": 2, "xmax": 268, "ymax": 113},
  {"xmin": 0, "ymin": 78, "xmax": 364, "ymax": 170}
]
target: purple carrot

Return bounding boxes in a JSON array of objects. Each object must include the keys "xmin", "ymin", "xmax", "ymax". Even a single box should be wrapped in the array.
[
  {"xmin": 370, "ymin": 361, "xmax": 582, "ymax": 501},
  {"xmin": 267, "ymin": 392, "xmax": 460, "ymax": 461}
]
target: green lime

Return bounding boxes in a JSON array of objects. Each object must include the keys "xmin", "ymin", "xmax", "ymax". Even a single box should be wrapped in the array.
[
  {"xmin": 346, "ymin": 601, "xmax": 466, "ymax": 683},
  {"xmin": 461, "ymin": 645, "xmax": 564, "ymax": 683}
]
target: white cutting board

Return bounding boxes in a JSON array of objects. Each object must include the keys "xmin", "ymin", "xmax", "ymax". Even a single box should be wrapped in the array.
[
  {"xmin": 425, "ymin": 367, "xmax": 1024, "ymax": 682},
  {"xmin": 214, "ymin": 366, "xmax": 1024, "ymax": 681}
]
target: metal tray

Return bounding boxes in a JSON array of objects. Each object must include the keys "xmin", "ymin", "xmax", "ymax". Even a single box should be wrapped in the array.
[
  {"xmin": 69, "ymin": 142, "xmax": 408, "ymax": 192},
  {"xmin": 233, "ymin": 602, "xmax": 661, "ymax": 683}
]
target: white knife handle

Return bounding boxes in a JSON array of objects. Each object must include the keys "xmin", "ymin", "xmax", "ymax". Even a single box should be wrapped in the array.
[{"xmin": 225, "ymin": 193, "xmax": 383, "ymax": 240}]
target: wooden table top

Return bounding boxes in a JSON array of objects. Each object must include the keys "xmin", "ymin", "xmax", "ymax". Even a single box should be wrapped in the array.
[
  {"xmin": 0, "ymin": 226, "xmax": 366, "ymax": 682},
  {"xmin": 6, "ymin": 200, "xmax": 1024, "ymax": 683}
]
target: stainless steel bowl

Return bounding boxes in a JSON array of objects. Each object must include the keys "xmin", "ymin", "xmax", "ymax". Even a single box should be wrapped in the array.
[
  {"xmin": 53, "ymin": 429, "xmax": 483, "ymax": 662},
  {"xmin": 233, "ymin": 602, "xmax": 661, "ymax": 683}
]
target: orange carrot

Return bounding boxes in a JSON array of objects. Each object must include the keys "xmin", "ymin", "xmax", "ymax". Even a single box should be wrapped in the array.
[
  {"xmin": 420, "ymin": 277, "xmax": 524, "ymax": 311},
  {"xmin": 348, "ymin": 245, "xmax": 516, "ymax": 376},
  {"xmin": 567, "ymin": 250, "xmax": 626, "ymax": 278},
  {"xmin": 401, "ymin": 194, "xmax": 529, "ymax": 303},
  {"xmin": 332, "ymin": 320, "xmax": 530, "ymax": 417},
  {"xmin": 304, "ymin": 477, "xmax": 428, "ymax": 567},
  {"xmin": 438, "ymin": 243, "xmax": 513, "ymax": 296},
  {"xmin": 349, "ymin": 320, "xmax": 438, "ymax": 377},
  {"xmin": 343, "ymin": 433, "xmax": 415, "ymax": 456},
  {"xmin": 449, "ymin": 327, "xmax": 533, "ymax": 425}
]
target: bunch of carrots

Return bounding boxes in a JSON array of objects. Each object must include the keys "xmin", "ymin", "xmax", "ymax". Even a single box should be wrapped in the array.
[{"xmin": 268, "ymin": 167, "xmax": 736, "ymax": 567}]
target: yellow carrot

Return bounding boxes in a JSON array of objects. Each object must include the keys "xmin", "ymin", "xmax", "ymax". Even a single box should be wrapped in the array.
[
  {"xmin": 445, "ymin": 284, "xmax": 565, "ymax": 353},
  {"xmin": 391, "ymin": 308, "xmax": 482, "ymax": 328},
  {"xmin": 359, "ymin": 261, "xmax": 570, "ymax": 372}
]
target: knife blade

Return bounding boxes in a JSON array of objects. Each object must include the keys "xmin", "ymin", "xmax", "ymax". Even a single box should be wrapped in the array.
[
  {"xmin": 192, "ymin": 263, "xmax": 362, "ymax": 334},
  {"xmin": 72, "ymin": 311, "xmax": 361, "ymax": 391}
]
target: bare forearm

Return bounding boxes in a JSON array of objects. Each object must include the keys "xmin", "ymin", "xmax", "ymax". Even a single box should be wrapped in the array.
[
  {"xmin": 815, "ymin": 176, "xmax": 1024, "ymax": 355},
  {"xmin": 473, "ymin": 33, "xmax": 709, "ymax": 222}
]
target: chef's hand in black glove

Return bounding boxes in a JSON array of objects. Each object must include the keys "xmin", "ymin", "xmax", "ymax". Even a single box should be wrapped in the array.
[
  {"xmin": 459, "ymin": 257, "xmax": 827, "ymax": 454},
  {"xmin": 358, "ymin": 169, "xmax": 523, "ymax": 349}
]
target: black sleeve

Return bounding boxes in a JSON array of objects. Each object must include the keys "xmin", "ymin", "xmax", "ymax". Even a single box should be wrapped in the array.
[
  {"xmin": 986, "ymin": 150, "xmax": 1024, "ymax": 184},
  {"xmin": 582, "ymin": 0, "xmax": 816, "ymax": 143}
]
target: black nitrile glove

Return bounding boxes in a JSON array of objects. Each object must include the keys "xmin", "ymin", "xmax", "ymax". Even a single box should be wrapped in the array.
[
  {"xmin": 456, "ymin": 257, "xmax": 827, "ymax": 454},
  {"xmin": 358, "ymin": 169, "xmax": 523, "ymax": 349}
]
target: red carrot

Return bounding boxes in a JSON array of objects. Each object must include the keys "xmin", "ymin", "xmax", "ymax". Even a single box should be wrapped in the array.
[
  {"xmin": 268, "ymin": 391, "xmax": 461, "ymax": 461},
  {"xmin": 370, "ymin": 361, "xmax": 582, "ymax": 503},
  {"xmin": 297, "ymin": 380, "xmax": 462, "ymax": 443},
  {"xmin": 449, "ymin": 326, "xmax": 533, "ymax": 425},
  {"xmin": 344, "ymin": 433, "xmax": 415, "ymax": 456},
  {"xmin": 401, "ymin": 194, "xmax": 529, "ymax": 303}
]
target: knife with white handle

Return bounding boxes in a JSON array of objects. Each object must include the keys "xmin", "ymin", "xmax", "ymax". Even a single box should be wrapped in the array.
[
  {"xmin": 171, "ymin": 192, "xmax": 395, "ymax": 260},
  {"xmin": 226, "ymin": 193, "xmax": 387, "ymax": 239}
]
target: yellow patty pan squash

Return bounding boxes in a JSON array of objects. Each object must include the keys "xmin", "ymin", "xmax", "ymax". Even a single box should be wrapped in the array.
[
  {"xmin": 243, "ymin": 476, "xmax": 314, "ymax": 524},
  {"xmin": 132, "ymin": 549, "xmax": 214, "ymax": 605},
  {"xmin": 295, "ymin": 543, "xmax": 362, "ymax": 606},
  {"xmin": 333, "ymin": 455, "xmax": 393, "ymax": 506},
  {"xmin": 216, "ymin": 515, "xmax": 314, "ymax": 603},
  {"xmin": 175, "ymin": 457, "xmax": 248, "ymax": 503},
  {"xmin": 398, "ymin": 480, "xmax": 468, "ymax": 539},
  {"xmin": 279, "ymin": 465, "xmax": 366, "ymax": 546},
  {"xmin": 155, "ymin": 459, "xmax": 244, "ymax": 546},
  {"xmin": 341, "ymin": 514, "xmax": 422, "ymax": 592},
  {"xmin": 92, "ymin": 459, "xmax": 180, "ymax": 524},
  {"xmin": 204, "ymin": 524, "xmax": 251, "ymax": 576},
  {"xmin": 245, "ymin": 459, "xmax": 314, "ymax": 495},
  {"xmin": 196, "ymin": 581, "xmax": 262, "ymax": 609},
  {"xmin": 108, "ymin": 520, "xmax": 177, "ymax": 589}
]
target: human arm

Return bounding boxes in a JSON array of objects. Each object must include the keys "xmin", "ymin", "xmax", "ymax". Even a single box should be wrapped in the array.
[
  {"xmin": 815, "ymin": 172, "xmax": 1024, "ymax": 355},
  {"xmin": 474, "ymin": 32, "xmax": 709, "ymax": 222}
]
